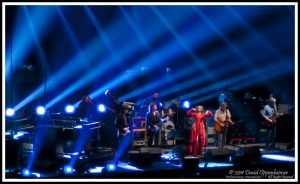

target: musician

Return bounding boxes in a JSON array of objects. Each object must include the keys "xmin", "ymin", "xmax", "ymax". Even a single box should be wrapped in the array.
[
  {"xmin": 214, "ymin": 102, "xmax": 233, "ymax": 148},
  {"xmin": 187, "ymin": 105, "xmax": 213, "ymax": 156},
  {"xmin": 144, "ymin": 91, "xmax": 164, "ymax": 110},
  {"xmin": 77, "ymin": 95, "xmax": 94, "ymax": 121},
  {"xmin": 102, "ymin": 89, "xmax": 122, "ymax": 149},
  {"xmin": 115, "ymin": 104, "xmax": 133, "ymax": 160},
  {"xmin": 116, "ymin": 104, "xmax": 131, "ymax": 138},
  {"xmin": 261, "ymin": 97, "xmax": 279, "ymax": 149},
  {"xmin": 146, "ymin": 103, "xmax": 161, "ymax": 147}
]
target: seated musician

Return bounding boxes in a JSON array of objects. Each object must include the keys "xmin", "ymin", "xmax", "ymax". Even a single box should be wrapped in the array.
[{"xmin": 160, "ymin": 108, "xmax": 176, "ymax": 146}]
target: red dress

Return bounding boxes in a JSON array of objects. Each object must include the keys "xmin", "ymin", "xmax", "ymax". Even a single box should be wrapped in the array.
[{"xmin": 187, "ymin": 109, "xmax": 213, "ymax": 155}]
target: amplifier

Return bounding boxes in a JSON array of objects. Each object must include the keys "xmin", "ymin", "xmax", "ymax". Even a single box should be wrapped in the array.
[{"xmin": 132, "ymin": 140, "xmax": 146, "ymax": 146}]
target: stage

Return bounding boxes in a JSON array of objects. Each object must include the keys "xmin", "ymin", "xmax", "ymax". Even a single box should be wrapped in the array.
[
  {"xmin": 3, "ymin": 2, "xmax": 297, "ymax": 182},
  {"xmin": 5, "ymin": 136, "xmax": 295, "ymax": 180}
]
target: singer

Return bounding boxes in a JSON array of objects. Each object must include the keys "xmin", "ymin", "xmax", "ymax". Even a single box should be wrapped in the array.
[{"xmin": 187, "ymin": 105, "xmax": 213, "ymax": 156}]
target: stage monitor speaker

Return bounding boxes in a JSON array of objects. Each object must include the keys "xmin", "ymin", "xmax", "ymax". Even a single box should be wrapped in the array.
[
  {"xmin": 235, "ymin": 146, "xmax": 261, "ymax": 165},
  {"xmin": 183, "ymin": 156, "xmax": 199, "ymax": 172},
  {"xmin": 205, "ymin": 148, "xmax": 235, "ymax": 162},
  {"xmin": 140, "ymin": 147, "xmax": 162, "ymax": 155},
  {"xmin": 35, "ymin": 126, "xmax": 57, "ymax": 161},
  {"xmin": 128, "ymin": 151, "xmax": 153, "ymax": 166},
  {"xmin": 5, "ymin": 139, "xmax": 20, "ymax": 169},
  {"xmin": 236, "ymin": 146, "xmax": 260, "ymax": 157}
]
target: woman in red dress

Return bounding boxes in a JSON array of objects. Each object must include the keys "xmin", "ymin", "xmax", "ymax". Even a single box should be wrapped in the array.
[{"xmin": 187, "ymin": 105, "xmax": 213, "ymax": 156}]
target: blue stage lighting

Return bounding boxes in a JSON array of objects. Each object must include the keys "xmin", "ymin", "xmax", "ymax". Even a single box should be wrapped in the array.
[
  {"xmin": 182, "ymin": 100, "xmax": 190, "ymax": 109},
  {"xmin": 13, "ymin": 131, "xmax": 28, "ymax": 140},
  {"xmin": 31, "ymin": 172, "xmax": 41, "ymax": 178},
  {"xmin": 198, "ymin": 162, "xmax": 233, "ymax": 168},
  {"xmin": 117, "ymin": 162, "xmax": 143, "ymax": 171},
  {"xmin": 98, "ymin": 104, "xmax": 106, "ymax": 113},
  {"xmin": 63, "ymin": 165, "xmax": 75, "ymax": 174},
  {"xmin": 65, "ymin": 105, "xmax": 75, "ymax": 114},
  {"xmin": 106, "ymin": 163, "xmax": 117, "ymax": 172},
  {"xmin": 6, "ymin": 108, "xmax": 15, "ymax": 117},
  {"xmin": 261, "ymin": 154, "xmax": 295, "ymax": 162},
  {"xmin": 89, "ymin": 166, "xmax": 104, "ymax": 174},
  {"xmin": 36, "ymin": 106, "xmax": 46, "ymax": 115},
  {"xmin": 22, "ymin": 168, "xmax": 31, "ymax": 177},
  {"xmin": 218, "ymin": 93, "xmax": 227, "ymax": 103}
]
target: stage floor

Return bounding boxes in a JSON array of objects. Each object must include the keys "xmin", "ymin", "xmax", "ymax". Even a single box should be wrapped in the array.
[{"xmin": 4, "ymin": 142, "xmax": 295, "ymax": 180}]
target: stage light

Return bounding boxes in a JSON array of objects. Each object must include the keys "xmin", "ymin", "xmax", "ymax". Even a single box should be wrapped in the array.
[
  {"xmin": 182, "ymin": 100, "xmax": 190, "ymax": 109},
  {"xmin": 98, "ymin": 104, "xmax": 106, "ymax": 113},
  {"xmin": 6, "ymin": 108, "xmax": 15, "ymax": 117},
  {"xmin": 74, "ymin": 125, "xmax": 83, "ymax": 129},
  {"xmin": 106, "ymin": 163, "xmax": 117, "ymax": 172},
  {"xmin": 65, "ymin": 105, "xmax": 75, "ymax": 114},
  {"xmin": 22, "ymin": 168, "xmax": 31, "ymax": 177},
  {"xmin": 117, "ymin": 162, "xmax": 143, "ymax": 171},
  {"xmin": 31, "ymin": 172, "xmax": 41, "ymax": 178},
  {"xmin": 63, "ymin": 165, "xmax": 75, "ymax": 174},
  {"xmin": 36, "ymin": 106, "xmax": 46, "ymax": 115},
  {"xmin": 13, "ymin": 131, "xmax": 28, "ymax": 140},
  {"xmin": 218, "ymin": 93, "xmax": 227, "ymax": 103},
  {"xmin": 198, "ymin": 162, "xmax": 233, "ymax": 168},
  {"xmin": 89, "ymin": 166, "xmax": 104, "ymax": 174},
  {"xmin": 261, "ymin": 154, "xmax": 295, "ymax": 162},
  {"xmin": 159, "ymin": 102, "xmax": 163, "ymax": 107}
]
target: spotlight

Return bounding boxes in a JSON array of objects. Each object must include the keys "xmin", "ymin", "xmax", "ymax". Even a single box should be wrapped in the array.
[
  {"xmin": 182, "ymin": 100, "xmax": 190, "ymax": 109},
  {"xmin": 36, "ymin": 106, "xmax": 46, "ymax": 115},
  {"xmin": 6, "ymin": 108, "xmax": 15, "ymax": 117},
  {"xmin": 98, "ymin": 104, "xmax": 106, "ymax": 113},
  {"xmin": 106, "ymin": 163, "xmax": 117, "ymax": 172},
  {"xmin": 89, "ymin": 166, "xmax": 104, "ymax": 174},
  {"xmin": 261, "ymin": 154, "xmax": 295, "ymax": 162},
  {"xmin": 22, "ymin": 168, "xmax": 31, "ymax": 177},
  {"xmin": 65, "ymin": 105, "xmax": 75, "ymax": 114},
  {"xmin": 218, "ymin": 93, "xmax": 227, "ymax": 103},
  {"xmin": 13, "ymin": 131, "xmax": 28, "ymax": 140},
  {"xmin": 63, "ymin": 165, "xmax": 75, "ymax": 174}
]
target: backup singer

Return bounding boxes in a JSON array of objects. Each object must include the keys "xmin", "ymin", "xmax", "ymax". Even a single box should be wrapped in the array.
[{"xmin": 187, "ymin": 105, "xmax": 213, "ymax": 156}]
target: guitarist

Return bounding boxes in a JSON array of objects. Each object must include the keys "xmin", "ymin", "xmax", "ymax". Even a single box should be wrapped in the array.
[
  {"xmin": 115, "ymin": 105, "xmax": 133, "ymax": 161},
  {"xmin": 261, "ymin": 97, "xmax": 281, "ymax": 149},
  {"xmin": 214, "ymin": 102, "xmax": 234, "ymax": 148}
]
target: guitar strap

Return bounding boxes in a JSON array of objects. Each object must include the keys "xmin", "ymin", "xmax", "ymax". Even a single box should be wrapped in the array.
[{"xmin": 225, "ymin": 108, "xmax": 228, "ymax": 124}]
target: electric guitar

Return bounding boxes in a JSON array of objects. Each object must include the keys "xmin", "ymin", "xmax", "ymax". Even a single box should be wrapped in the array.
[
  {"xmin": 263, "ymin": 113, "xmax": 284, "ymax": 127},
  {"xmin": 119, "ymin": 127, "xmax": 130, "ymax": 136},
  {"xmin": 262, "ymin": 105, "xmax": 293, "ymax": 127}
]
